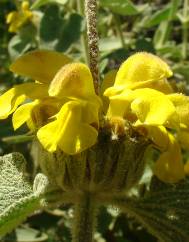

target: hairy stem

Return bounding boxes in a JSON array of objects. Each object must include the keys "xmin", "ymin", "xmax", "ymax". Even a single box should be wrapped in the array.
[
  {"xmin": 85, "ymin": 0, "xmax": 100, "ymax": 94},
  {"xmin": 72, "ymin": 192, "xmax": 98, "ymax": 242}
]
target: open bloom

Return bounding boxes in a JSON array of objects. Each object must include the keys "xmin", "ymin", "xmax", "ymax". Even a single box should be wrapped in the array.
[
  {"xmin": 0, "ymin": 50, "xmax": 101, "ymax": 154},
  {"xmin": 6, "ymin": 1, "xmax": 33, "ymax": 33},
  {"xmin": 104, "ymin": 52, "xmax": 189, "ymax": 183}
]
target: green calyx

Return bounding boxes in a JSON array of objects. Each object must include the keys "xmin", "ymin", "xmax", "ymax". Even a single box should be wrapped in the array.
[{"xmin": 38, "ymin": 121, "xmax": 149, "ymax": 195}]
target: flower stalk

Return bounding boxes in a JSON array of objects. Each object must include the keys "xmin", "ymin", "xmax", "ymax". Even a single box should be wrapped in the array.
[
  {"xmin": 85, "ymin": 0, "xmax": 100, "ymax": 94},
  {"xmin": 72, "ymin": 192, "xmax": 98, "ymax": 242}
]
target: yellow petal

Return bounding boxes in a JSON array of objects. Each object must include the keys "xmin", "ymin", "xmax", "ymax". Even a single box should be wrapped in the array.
[
  {"xmin": 107, "ymin": 96, "xmax": 131, "ymax": 119},
  {"xmin": 103, "ymin": 85, "xmax": 124, "ymax": 97},
  {"xmin": 6, "ymin": 12, "xmax": 21, "ymax": 33},
  {"xmin": 0, "ymin": 91, "xmax": 25, "ymax": 119},
  {"xmin": 101, "ymin": 70, "xmax": 117, "ymax": 94},
  {"xmin": 6, "ymin": 12, "xmax": 17, "ymax": 24},
  {"xmin": 127, "ymin": 78, "xmax": 173, "ymax": 94},
  {"xmin": 31, "ymin": 98, "xmax": 60, "ymax": 128},
  {"xmin": 12, "ymin": 100, "xmax": 38, "ymax": 130},
  {"xmin": 130, "ymin": 89, "xmax": 177, "ymax": 125},
  {"xmin": 104, "ymin": 52, "xmax": 173, "ymax": 96},
  {"xmin": 10, "ymin": 50, "xmax": 72, "ymax": 83},
  {"xmin": 82, "ymin": 101, "xmax": 100, "ymax": 127},
  {"xmin": 147, "ymin": 126, "xmax": 169, "ymax": 151},
  {"xmin": 115, "ymin": 52, "xmax": 172, "ymax": 87},
  {"xmin": 168, "ymin": 93, "xmax": 189, "ymax": 128},
  {"xmin": 6, "ymin": 6, "xmax": 32, "ymax": 33},
  {"xmin": 135, "ymin": 125, "xmax": 169, "ymax": 151},
  {"xmin": 8, "ymin": 23, "xmax": 18, "ymax": 33},
  {"xmin": 177, "ymin": 130, "xmax": 189, "ymax": 149},
  {"xmin": 107, "ymin": 88, "xmax": 178, "ymax": 126},
  {"xmin": 37, "ymin": 101, "xmax": 98, "ymax": 154},
  {"xmin": 101, "ymin": 70, "xmax": 117, "ymax": 112},
  {"xmin": 21, "ymin": 1, "xmax": 30, "ymax": 11},
  {"xmin": 106, "ymin": 88, "xmax": 133, "ymax": 119},
  {"xmin": 0, "ymin": 83, "xmax": 48, "ymax": 119},
  {"xmin": 154, "ymin": 133, "xmax": 185, "ymax": 183},
  {"xmin": 48, "ymin": 63, "xmax": 96, "ymax": 99},
  {"xmin": 184, "ymin": 161, "xmax": 189, "ymax": 176}
]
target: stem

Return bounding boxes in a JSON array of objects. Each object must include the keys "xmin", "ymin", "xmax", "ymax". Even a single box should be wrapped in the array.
[
  {"xmin": 72, "ymin": 192, "xmax": 98, "ymax": 242},
  {"xmin": 182, "ymin": 0, "xmax": 189, "ymax": 60},
  {"xmin": 157, "ymin": 0, "xmax": 180, "ymax": 48},
  {"xmin": 77, "ymin": 0, "xmax": 89, "ymax": 65},
  {"xmin": 85, "ymin": 0, "xmax": 100, "ymax": 94},
  {"xmin": 114, "ymin": 14, "xmax": 126, "ymax": 49}
]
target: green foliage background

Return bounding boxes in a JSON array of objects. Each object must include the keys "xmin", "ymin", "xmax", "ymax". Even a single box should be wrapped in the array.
[{"xmin": 0, "ymin": 0, "xmax": 189, "ymax": 241}]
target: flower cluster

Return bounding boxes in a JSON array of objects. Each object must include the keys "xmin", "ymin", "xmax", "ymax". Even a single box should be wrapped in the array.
[
  {"xmin": 0, "ymin": 50, "xmax": 101, "ymax": 154},
  {"xmin": 6, "ymin": 1, "xmax": 33, "ymax": 33},
  {"xmin": 0, "ymin": 50, "xmax": 189, "ymax": 183},
  {"xmin": 104, "ymin": 53, "xmax": 189, "ymax": 183}
]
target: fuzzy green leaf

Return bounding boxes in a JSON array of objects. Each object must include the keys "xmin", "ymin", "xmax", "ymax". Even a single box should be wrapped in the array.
[
  {"xmin": 144, "ymin": 7, "xmax": 170, "ymax": 28},
  {"xmin": 55, "ymin": 13, "xmax": 84, "ymax": 52},
  {"xmin": 0, "ymin": 153, "xmax": 48, "ymax": 237},
  {"xmin": 100, "ymin": 0, "xmax": 139, "ymax": 16},
  {"xmin": 112, "ymin": 178, "xmax": 189, "ymax": 242},
  {"xmin": 39, "ymin": 4, "xmax": 63, "ymax": 43},
  {"xmin": 2, "ymin": 134, "xmax": 34, "ymax": 144}
]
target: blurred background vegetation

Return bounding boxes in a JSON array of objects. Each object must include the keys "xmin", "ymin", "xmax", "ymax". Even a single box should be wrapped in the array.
[{"xmin": 0, "ymin": 0, "xmax": 189, "ymax": 241}]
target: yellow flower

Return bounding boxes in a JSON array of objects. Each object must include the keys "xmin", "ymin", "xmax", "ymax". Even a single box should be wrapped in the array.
[
  {"xmin": 168, "ymin": 93, "xmax": 189, "ymax": 129},
  {"xmin": 184, "ymin": 160, "xmax": 189, "ymax": 176},
  {"xmin": 0, "ymin": 50, "xmax": 101, "ymax": 155},
  {"xmin": 177, "ymin": 130, "xmax": 189, "ymax": 149},
  {"xmin": 153, "ymin": 131, "xmax": 184, "ymax": 183},
  {"xmin": 104, "ymin": 52, "xmax": 173, "ymax": 97},
  {"xmin": 37, "ymin": 100, "xmax": 99, "ymax": 154},
  {"xmin": 6, "ymin": 1, "xmax": 33, "ymax": 33},
  {"xmin": 100, "ymin": 70, "xmax": 117, "ymax": 113},
  {"xmin": 106, "ymin": 88, "xmax": 178, "ymax": 126},
  {"xmin": 104, "ymin": 52, "xmax": 189, "ymax": 183}
]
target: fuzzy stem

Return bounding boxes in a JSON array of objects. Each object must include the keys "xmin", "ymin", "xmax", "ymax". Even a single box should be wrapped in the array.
[
  {"xmin": 72, "ymin": 192, "xmax": 98, "ymax": 242},
  {"xmin": 85, "ymin": 0, "xmax": 100, "ymax": 94}
]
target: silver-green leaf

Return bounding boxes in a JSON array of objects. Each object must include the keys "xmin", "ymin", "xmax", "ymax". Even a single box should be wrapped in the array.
[
  {"xmin": 0, "ymin": 153, "xmax": 48, "ymax": 237},
  {"xmin": 112, "ymin": 178, "xmax": 189, "ymax": 242},
  {"xmin": 100, "ymin": 0, "xmax": 139, "ymax": 16}
]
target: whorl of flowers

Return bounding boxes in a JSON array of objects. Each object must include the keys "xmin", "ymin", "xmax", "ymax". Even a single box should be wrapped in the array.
[{"xmin": 0, "ymin": 50, "xmax": 189, "ymax": 183}]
